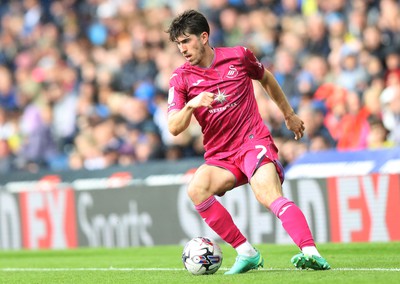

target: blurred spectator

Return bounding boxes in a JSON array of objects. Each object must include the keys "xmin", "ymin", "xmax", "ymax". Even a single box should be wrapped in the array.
[
  {"xmin": 18, "ymin": 101, "xmax": 59, "ymax": 172},
  {"xmin": 336, "ymin": 91, "xmax": 370, "ymax": 150},
  {"xmin": 362, "ymin": 25, "xmax": 386, "ymax": 64},
  {"xmin": 383, "ymin": 45, "xmax": 400, "ymax": 86},
  {"xmin": 301, "ymin": 55, "xmax": 329, "ymax": 92},
  {"xmin": 380, "ymin": 84, "xmax": 400, "ymax": 145},
  {"xmin": 366, "ymin": 114, "xmax": 394, "ymax": 149},
  {"xmin": 0, "ymin": 106, "xmax": 17, "ymax": 141},
  {"xmin": 336, "ymin": 44, "xmax": 369, "ymax": 94},
  {"xmin": 362, "ymin": 76, "xmax": 385, "ymax": 117},
  {"xmin": 0, "ymin": 139, "xmax": 14, "ymax": 173},
  {"xmin": 347, "ymin": 2, "xmax": 368, "ymax": 41},
  {"xmin": 309, "ymin": 134, "xmax": 334, "ymax": 152},
  {"xmin": 43, "ymin": 79, "xmax": 78, "ymax": 154},
  {"xmin": 280, "ymin": 139, "xmax": 308, "ymax": 168},
  {"xmin": 298, "ymin": 100, "xmax": 336, "ymax": 149},
  {"xmin": 219, "ymin": 6, "xmax": 241, "ymax": 47},
  {"xmin": 0, "ymin": 66, "xmax": 18, "ymax": 110},
  {"xmin": 304, "ymin": 13, "xmax": 330, "ymax": 58},
  {"xmin": 273, "ymin": 47, "xmax": 299, "ymax": 108},
  {"xmin": 314, "ymin": 83, "xmax": 347, "ymax": 141},
  {"xmin": 378, "ymin": 0, "xmax": 400, "ymax": 49}
]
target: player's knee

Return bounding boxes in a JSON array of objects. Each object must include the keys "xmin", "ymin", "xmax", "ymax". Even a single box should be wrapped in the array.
[
  {"xmin": 187, "ymin": 182, "xmax": 212, "ymax": 203},
  {"xmin": 264, "ymin": 192, "xmax": 284, "ymax": 209},
  {"xmin": 253, "ymin": 186, "xmax": 283, "ymax": 209},
  {"xmin": 187, "ymin": 184, "xmax": 199, "ymax": 199}
]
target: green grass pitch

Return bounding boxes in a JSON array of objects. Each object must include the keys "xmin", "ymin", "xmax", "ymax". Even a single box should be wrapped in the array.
[{"xmin": 1, "ymin": 242, "xmax": 399, "ymax": 284}]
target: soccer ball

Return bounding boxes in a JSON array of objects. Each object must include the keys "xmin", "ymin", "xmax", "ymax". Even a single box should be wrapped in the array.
[{"xmin": 182, "ymin": 237, "xmax": 223, "ymax": 275}]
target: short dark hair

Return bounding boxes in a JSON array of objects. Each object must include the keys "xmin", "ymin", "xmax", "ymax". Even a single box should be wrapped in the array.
[{"xmin": 167, "ymin": 9, "xmax": 210, "ymax": 42}]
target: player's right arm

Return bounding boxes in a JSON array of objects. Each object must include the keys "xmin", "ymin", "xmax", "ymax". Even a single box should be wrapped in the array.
[{"xmin": 168, "ymin": 91, "xmax": 214, "ymax": 136}]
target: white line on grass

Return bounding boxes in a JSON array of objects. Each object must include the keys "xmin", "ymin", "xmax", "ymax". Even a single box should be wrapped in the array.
[{"xmin": 1, "ymin": 267, "xmax": 400, "ymax": 272}]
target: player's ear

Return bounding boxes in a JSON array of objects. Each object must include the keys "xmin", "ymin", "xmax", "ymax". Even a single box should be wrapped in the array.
[{"xmin": 200, "ymin": 32, "xmax": 208, "ymax": 45}]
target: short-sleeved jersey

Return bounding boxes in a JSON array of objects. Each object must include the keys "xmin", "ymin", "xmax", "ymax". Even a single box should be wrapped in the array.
[{"xmin": 168, "ymin": 46, "xmax": 271, "ymax": 159}]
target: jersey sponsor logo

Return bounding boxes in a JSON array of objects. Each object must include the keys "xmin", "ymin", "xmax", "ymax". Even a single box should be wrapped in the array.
[
  {"xmin": 192, "ymin": 79, "xmax": 205, "ymax": 86},
  {"xmin": 226, "ymin": 65, "xmax": 238, "ymax": 78},
  {"xmin": 208, "ymin": 102, "xmax": 237, "ymax": 113},
  {"xmin": 214, "ymin": 88, "xmax": 230, "ymax": 104},
  {"xmin": 209, "ymin": 88, "xmax": 236, "ymax": 113}
]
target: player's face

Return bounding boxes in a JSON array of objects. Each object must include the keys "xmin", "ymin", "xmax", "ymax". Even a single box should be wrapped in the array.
[{"xmin": 175, "ymin": 33, "xmax": 206, "ymax": 67}]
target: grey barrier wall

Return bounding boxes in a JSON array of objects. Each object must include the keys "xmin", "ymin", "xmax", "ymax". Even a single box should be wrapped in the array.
[
  {"xmin": 3, "ymin": 172, "xmax": 399, "ymax": 250},
  {"xmin": 74, "ymin": 183, "xmax": 301, "ymax": 248}
]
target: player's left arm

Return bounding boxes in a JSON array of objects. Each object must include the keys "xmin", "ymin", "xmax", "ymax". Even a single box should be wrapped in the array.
[{"xmin": 259, "ymin": 68, "xmax": 305, "ymax": 140}]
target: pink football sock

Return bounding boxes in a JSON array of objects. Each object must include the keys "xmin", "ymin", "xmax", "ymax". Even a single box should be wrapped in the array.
[
  {"xmin": 195, "ymin": 196, "xmax": 246, "ymax": 248},
  {"xmin": 270, "ymin": 197, "xmax": 315, "ymax": 249}
]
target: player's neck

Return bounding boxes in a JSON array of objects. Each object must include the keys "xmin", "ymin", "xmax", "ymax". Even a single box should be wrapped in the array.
[{"xmin": 200, "ymin": 46, "xmax": 215, "ymax": 68}]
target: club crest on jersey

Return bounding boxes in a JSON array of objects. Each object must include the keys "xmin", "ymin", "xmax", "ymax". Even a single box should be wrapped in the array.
[{"xmin": 226, "ymin": 65, "xmax": 238, "ymax": 78}]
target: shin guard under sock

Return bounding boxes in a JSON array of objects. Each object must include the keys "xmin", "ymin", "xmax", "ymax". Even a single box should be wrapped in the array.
[
  {"xmin": 195, "ymin": 196, "xmax": 246, "ymax": 248},
  {"xmin": 270, "ymin": 197, "xmax": 315, "ymax": 249}
]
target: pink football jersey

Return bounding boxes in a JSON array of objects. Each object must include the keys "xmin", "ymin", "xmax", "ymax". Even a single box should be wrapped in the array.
[{"xmin": 168, "ymin": 46, "xmax": 271, "ymax": 159}]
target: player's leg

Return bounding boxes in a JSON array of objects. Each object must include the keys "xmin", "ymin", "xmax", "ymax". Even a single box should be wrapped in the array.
[
  {"xmin": 250, "ymin": 162, "xmax": 330, "ymax": 270},
  {"xmin": 189, "ymin": 164, "xmax": 248, "ymax": 253},
  {"xmin": 189, "ymin": 163, "xmax": 263, "ymax": 275}
]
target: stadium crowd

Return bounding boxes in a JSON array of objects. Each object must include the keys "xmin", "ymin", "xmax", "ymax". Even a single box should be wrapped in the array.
[{"xmin": 0, "ymin": 0, "xmax": 399, "ymax": 174}]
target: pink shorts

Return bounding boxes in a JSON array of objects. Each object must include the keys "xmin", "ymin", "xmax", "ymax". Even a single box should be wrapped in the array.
[{"xmin": 205, "ymin": 135, "xmax": 285, "ymax": 188}]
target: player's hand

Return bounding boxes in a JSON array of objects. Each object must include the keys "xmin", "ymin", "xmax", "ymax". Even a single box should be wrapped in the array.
[
  {"xmin": 285, "ymin": 113, "xmax": 305, "ymax": 140},
  {"xmin": 187, "ymin": 92, "xmax": 214, "ymax": 109}
]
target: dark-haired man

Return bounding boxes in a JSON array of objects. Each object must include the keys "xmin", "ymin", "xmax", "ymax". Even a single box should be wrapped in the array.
[{"xmin": 166, "ymin": 9, "xmax": 330, "ymax": 274}]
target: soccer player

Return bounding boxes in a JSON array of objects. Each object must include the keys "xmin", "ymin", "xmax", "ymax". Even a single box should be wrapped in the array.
[{"xmin": 166, "ymin": 9, "xmax": 330, "ymax": 274}]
